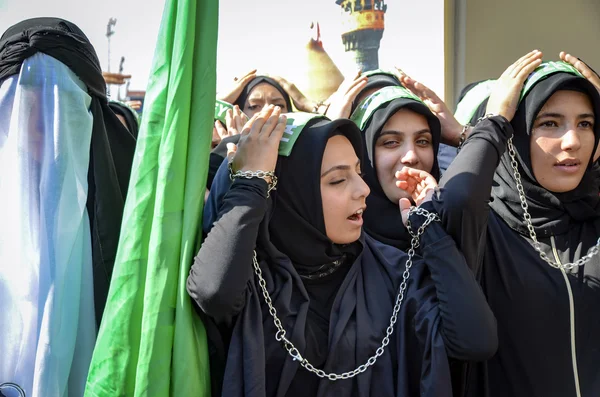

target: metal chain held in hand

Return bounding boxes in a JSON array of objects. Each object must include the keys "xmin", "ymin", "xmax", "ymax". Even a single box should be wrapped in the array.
[
  {"xmin": 507, "ymin": 137, "xmax": 600, "ymax": 270},
  {"xmin": 251, "ymin": 207, "xmax": 440, "ymax": 381}
]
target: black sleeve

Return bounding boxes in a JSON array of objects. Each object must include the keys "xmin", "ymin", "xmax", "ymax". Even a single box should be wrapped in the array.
[
  {"xmin": 409, "ymin": 201, "xmax": 498, "ymax": 361},
  {"xmin": 187, "ymin": 177, "xmax": 268, "ymax": 324},
  {"xmin": 432, "ymin": 116, "xmax": 513, "ymax": 276}
]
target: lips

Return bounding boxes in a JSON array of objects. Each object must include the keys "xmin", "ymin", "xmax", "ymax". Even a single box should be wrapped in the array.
[
  {"xmin": 554, "ymin": 158, "xmax": 582, "ymax": 174},
  {"xmin": 347, "ymin": 208, "xmax": 365, "ymax": 224}
]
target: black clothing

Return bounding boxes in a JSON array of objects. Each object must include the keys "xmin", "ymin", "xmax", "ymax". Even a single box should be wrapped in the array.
[
  {"xmin": 434, "ymin": 72, "xmax": 600, "ymax": 397},
  {"xmin": 191, "ymin": 117, "xmax": 497, "ymax": 396}
]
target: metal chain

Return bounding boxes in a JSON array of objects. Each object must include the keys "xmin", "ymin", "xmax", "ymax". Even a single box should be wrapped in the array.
[
  {"xmin": 251, "ymin": 208, "xmax": 440, "ymax": 381},
  {"xmin": 229, "ymin": 162, "xmax": 278, "ymax": 198},
  {"xmin": 507, "ymin": 137, "xmax": 600, "ymax": 270}
]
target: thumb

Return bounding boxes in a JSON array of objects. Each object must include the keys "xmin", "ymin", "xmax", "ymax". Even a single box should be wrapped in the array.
[
  {"xmin": 399, "ymin": 198, "xmax": 412, "ymax": 226},
  {"xmin": 226, "ymin": 142, "xmax": 237, "ymax": 162}
]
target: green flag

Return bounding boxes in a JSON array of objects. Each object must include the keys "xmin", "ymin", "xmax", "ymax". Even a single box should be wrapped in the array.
[{"xmin": 84, "ymin": 0, "xmax": 218, "ymax": 395}]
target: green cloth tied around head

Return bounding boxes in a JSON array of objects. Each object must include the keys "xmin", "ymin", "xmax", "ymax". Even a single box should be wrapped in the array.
[{"xmin": 350, "ymin": 85, "xmax": 422, "ymax": 131}]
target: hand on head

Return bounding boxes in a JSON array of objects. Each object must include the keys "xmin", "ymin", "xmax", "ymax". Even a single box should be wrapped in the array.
[
  {"xmin": 324, "ymin": 70, "xmax": 368, "ymax": 120},
  {"xmin": 486, "ymin": 50, "xmax": 543, "ymax": 121},
  {"xmin": 230, "ymin": 105, "xmax": 287, "ymax": 176}
]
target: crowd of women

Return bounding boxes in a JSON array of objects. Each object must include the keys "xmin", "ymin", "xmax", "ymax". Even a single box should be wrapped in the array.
[{"xmin": 2, "ymin": 15, "xmax": 600, "ymax": 397}]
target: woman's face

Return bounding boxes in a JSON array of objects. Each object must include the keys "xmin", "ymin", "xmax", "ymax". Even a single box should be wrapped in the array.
[
  {"xmin": 321, "ymin": 134, "xmax": 370, "ymax": 244},
  {"xmin": 243, "ymin": 83, "xmax": 289, "ymax": 117},
  {"xmin": 530, "ymin": 90, "xmax": 596, "ymax": 193},
  {"xmin": 374, "ymin": 108, "xmax": 434, "ymax": 202}
]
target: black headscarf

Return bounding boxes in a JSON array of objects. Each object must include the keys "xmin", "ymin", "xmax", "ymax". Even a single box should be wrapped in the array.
[
  {"xmin": 490, "ymin": 72, "xmax": 600, "ymax": 237},
  {"xmin": 0, "ymin": 18, "xmax": 136, "ymax": 325},
  {"xmin": 361, "ymin": 98, "xmax": 441, "ymax": 250},
  {"xmin": 109, "ymin": 100, "xmax": 139, "ymax": 138},
  {"xmin": 351, "ymin": 71, "xmax": 402, "ymax": 113},
  {"xmin": 234, "ymin": 76, "xmax": 293, "ymax": 112},
  {"xmin": 219, "ymin": 117, "xmax": 452, "ymax": 397},
  {"xmin": 268, "ymin": 118, "xmax": 363, "ymax": 272}
]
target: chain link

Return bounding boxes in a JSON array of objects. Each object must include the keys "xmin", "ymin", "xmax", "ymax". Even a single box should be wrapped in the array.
[
  {"xmin": 229, "ymin": 162, "xmax": 278, "ymax": 198},
  {"xmin": 507, "ymin": 137, "xmax": 600, "ymax": 270},
  {"xmin": 252, "ymin": 208, "xmax": 440, "ymax": 380}
]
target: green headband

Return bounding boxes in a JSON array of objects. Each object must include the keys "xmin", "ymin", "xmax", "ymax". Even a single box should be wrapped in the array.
[
  {"xmin": 350, "ymin": 86, "xmax": 422, "ymax": 131},
  {"xmin": 521, "ymin": 61, "xmax": 583, "ymax": 100},
  {"xmin": 278, "ymin": 112, "xmax": 327, "ymax": 156}
]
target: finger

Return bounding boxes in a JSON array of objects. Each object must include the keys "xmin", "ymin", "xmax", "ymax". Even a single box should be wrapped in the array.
[
  {"xmin": 238, "ymin": 69, "xmax": 257, "ymax": 81},
  {"xmin": 510, "ymin": 50, "xmax": 542, "ymax": 78},
  {"xmin": 515, "ymin": 57, "xmax": 543, "ymax": 80},
  {"xmin": 212, "ymin": 126, "xmax": 221, "ymax": 147},
  {"xmin": 345, "ymin": 76, "xmax": 368, "ymax": 94},
  {"xmin": 238, "ymin": 72, "xmax": 257, "ymax": 87},
  {"xmin": 415, "ymin": 186, "xmax": 435, "ymax": 206},
  {"xmin": 241, "ymin": 113, "xmax": 260, "ymax": 135},
  {"xmin": 233, "ymin": 106, "xmax": 245, "ymax": 132},
  {"xmin": 226, "ymin": 143, "xmax": 238, "ymax": 162},
  {"xmin": 396, "ymin": 167, "xmax": 430, "ymax": 180},
  {"xmin": 225, "ymin": 108, "xmax": 234, "ymax": 130},
  {"xmin": 260, "ymin": 106, "xmax": 282, "ymax": 137},
  {"xmin": 269, "ymin": 114, "xmax": 288, "ymax": 141},
  {"xmin": 396, "ymin": 178, "xmax": 418, "ymax": 192},
  {"xmin": 345, "ymin": 79, "xmax": 369, "ymax": 102},
  {"xmin": 215, "ymin": 120, "xmax": 228, "ymax": 139},
  {"xmin": 505, "ymin": 50, "xmax": 540, "ymax": 77},
  {"xmin": 564, "ymin": 53, "xmax": 600, "ymax": 81},
  {"xmin": 399, "ymin": 198, "xmax": 412, "ymax": 226},
  {"xmin": 250, "ymin": 105, "xmax": 276, "ymax": 136}
]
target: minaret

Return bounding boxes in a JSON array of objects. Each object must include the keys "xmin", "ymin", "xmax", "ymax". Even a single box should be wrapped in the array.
[{"xmin": 337, "ymin": 0, "xmax": 387, "ymax": 72}]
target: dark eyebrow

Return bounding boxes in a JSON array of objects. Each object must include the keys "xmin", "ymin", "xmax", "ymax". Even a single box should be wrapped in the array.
[
  {"xmin": 536, "ymin": 112, "xmax": 564, "ymax": 120},
  {"xmin": 379, "ymin": 128, "xmax": 431, "ymax": 137},
  {"xmin": 321, "ymin": 159, "xmax": 361, "ymax": 178},
  {"xmin": 536, "ymin": 112, "xmax": 595, "ymax": 120}
]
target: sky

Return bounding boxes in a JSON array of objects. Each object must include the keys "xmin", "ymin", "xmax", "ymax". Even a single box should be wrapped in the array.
[{"xmin": 0, "ymin": 0, "xmax": 446, "ymax": 99}]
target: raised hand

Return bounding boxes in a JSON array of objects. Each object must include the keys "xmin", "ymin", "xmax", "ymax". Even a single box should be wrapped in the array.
[
  {"xmin": 394, "ymin": 67, "xmax": 467, "ymax": 147},
  {"xmin": 230, "ymin": 105, "xmax": 287, "ymax": 176},
  {"xmin": 486, "ymin": 50, "xmax": 543, "ymax": 121},
  {"xmin": 269, "ymin": 75, "xmax": 316, "ymax": 113},
  {"xmin": 217, "ymin": 69, "xmax": 258, "ymax": 104},
  {"xmin": 395, "ymin": 167, "xmax": 438, "ymax": 206},
  {"xmin": 212, "ymin": 105, "xmax": 248, "ymax": 148},
  {"xmin": 324, "ymin": 71, "xmax": 368, "ymax": 120},
  {"xmin": 559, "ymin": 52, "xmax": 600, "ymax": 94}
]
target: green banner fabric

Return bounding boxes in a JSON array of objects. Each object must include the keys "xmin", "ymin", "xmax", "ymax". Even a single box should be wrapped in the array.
[{"xmin": 84, "ymin": 0, "xmax": 218, "ymax": 395}]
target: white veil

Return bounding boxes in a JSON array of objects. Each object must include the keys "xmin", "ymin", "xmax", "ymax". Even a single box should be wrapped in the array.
[{"xmin": 0, "ymin": 53, "xmax": 96, "ymax": 397}]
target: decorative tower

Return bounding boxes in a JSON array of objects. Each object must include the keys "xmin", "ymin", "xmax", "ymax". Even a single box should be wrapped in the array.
[{"xmin": 337, "ymin": 0, "xmax": 387, "ymax": 72}]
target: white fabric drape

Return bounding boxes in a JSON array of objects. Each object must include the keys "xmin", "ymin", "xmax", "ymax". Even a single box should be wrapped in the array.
[{"xmin": 0, "ymin": 53, "xmax": 96, "ymax": 397}]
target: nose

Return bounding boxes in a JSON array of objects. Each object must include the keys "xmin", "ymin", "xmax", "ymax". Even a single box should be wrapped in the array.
[
  {"xmin": 400, "ymin": 145, "xmax": 419, "ymax": 166},
  {"xmin": 561, "ymin": 126, "xmax": 582, "ymax": 152},
  {"xmin": 353, "ymin": 174, "xmax": 371, "ymax": 200}
]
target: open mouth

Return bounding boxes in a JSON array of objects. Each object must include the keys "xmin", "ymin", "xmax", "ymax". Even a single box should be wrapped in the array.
[{"xmin": 347, "ymin": 208, "xmax": 364, "ymax": 222}]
